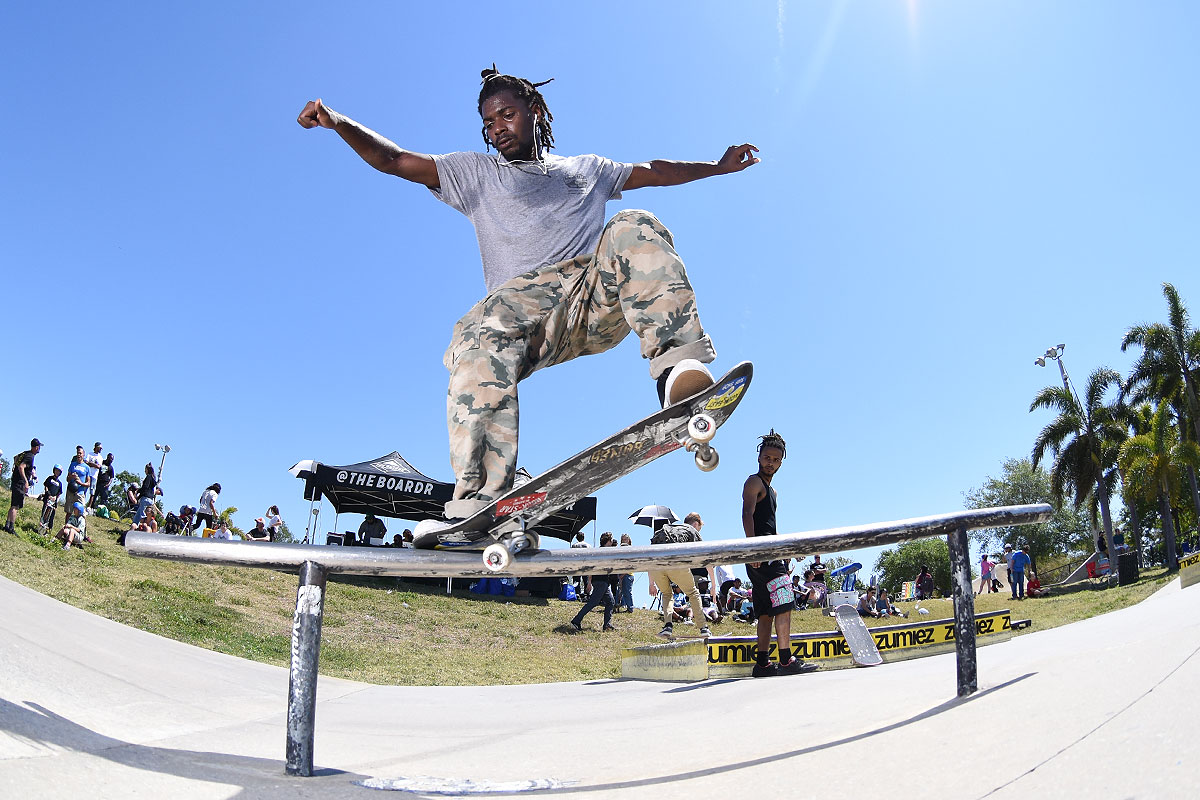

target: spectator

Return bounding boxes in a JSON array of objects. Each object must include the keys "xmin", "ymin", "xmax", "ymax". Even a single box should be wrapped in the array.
[
  {"xmin": 389, "ymin": 533, "xmax": 404, "ymax": 547},
  {"xmin": 647, "ymin": 512, "xmax": 710, "ymax": 639},
  {"xmin": 125, "ymin": 482, "xmax": 140, "ymax": 513},
  {"xmin": 132, "ymin": 463, "xmax": 162, "ymax": 525},
  {"xmin": 64, "ymin": 447, "xmax": 91, "ymax": 518},
  {"xmin": 876, "ymin": 586, "xmax": 905, "ymax": 617},
  {"xmin": 712, "ymin": 562, "xmax": 736, "ymax": 613},
  {"xmin": 1026, "ymin": 571, "xmax": 1049, "ymax": 598},
  {"xmin": 724, "ymin": 578, "xmax": 750, "ymax": 615},
  {"xmin": 39, "ymin": 464, "xmax": 65, "ymax": 532},
  {"xmin": 132, "ymin": 510, "xmax": 159, "ymax": 533},
  {"xmin": 245, "ymin": 518, "xmax": 271, "ymax": 542},
  {"xmin": 671, "ymin": 587, "xmax": 693, "ymax": 623},
  {"xmin": 718, "ymin": 574, "xmax": 741, "ymax": 616},
  {"xmin": 795, "ymin": 569, "xmax": 826, "ymax": 610},
  {"xmin": 978, "ymin": 553, "xmax": 995, "ymax": 595},
  {"xmin": 83, "ymin": 442, "xmax": 103, "ymax": 512},
  {"xmin": 697, "ymin": 577, "xmax": 721, "ymax": 623},
  {"xmin": 569, "ymin": 532, "xmax": 617, "ymax": 632},
  {"xmin": 402, "ymin": 528, "xmax": 414, "ymax": 547},
  {"xmin": 914, "ymin": 565, "xmax": 935, "ymax": 600},
  {"xmin": 616, "ymin": 533, "xmax": 636, "ymax": 612},
  {"xmin": 211, "ymin": 519, "xmax": 233, "ymax": 540},
  {"xmin": 265, "ymin": 505, "xmax": 283, "ymax": 539},
  {"xmin": 570, "ymin": 531, "xmax": 591, "ymax": 599},
  {"xmin": 858, "ymin": 587, "xmax": 882, "ymax": 618},
  {"xmin": 1010, "ymin": 544, "xmax": 1032, "ymax": 600},
  {"xmin": 742, "ymin": 430, "xmax": 817, "ymax": 677},
  {"xmin": 809, "ymin": 554, "xmax": 828, "ymax": 585},
  {"xmin": 90, "ymin": 453, "xmax": 115, "ymax": 512},
  {"xmin": 358, "ymin": 513, "xmax": 387, "ymax": 545},
  {"xmin": 194, "ymin": 483, "xmax": 221, "ymax": 533},
  {"xmin": 57, "ymin": 502, "xmax": 92, "ymax": 550}
]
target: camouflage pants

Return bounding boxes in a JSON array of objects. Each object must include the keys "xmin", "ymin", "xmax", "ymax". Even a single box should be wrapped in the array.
[{"xmin": 443, "ymin": 209, "xmax": 716, "ymax": 511}]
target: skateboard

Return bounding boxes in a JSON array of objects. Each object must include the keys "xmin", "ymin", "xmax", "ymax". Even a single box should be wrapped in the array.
[
  {"xmin": 413, "ymin": 361, "xmax": 753, "ymax": 570},
  {"xmin": 834, "ymin": 604, "xmax": 883, "ymax": 667}
]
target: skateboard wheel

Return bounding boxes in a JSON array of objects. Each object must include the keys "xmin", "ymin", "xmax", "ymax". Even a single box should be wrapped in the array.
[
  {"xmin": 687, "ymin": 413, "xmax": 717, "ymax": 444},
  {"xmin": 695, "ymin": 446, "xmax": 719, "ymax": 472},
  {"xmin": 483, "ymin": 543, "xmax": 511, "ymax": 572}
]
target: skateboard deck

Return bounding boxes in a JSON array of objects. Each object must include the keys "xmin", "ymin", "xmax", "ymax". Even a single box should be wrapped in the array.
[
  {"xmin": 834, "ymin": 604, "xmax": 883, "ymax": 666},
  {"xmin": 413, "ymin": 361, "xmax": 753, "ymax": 568}
]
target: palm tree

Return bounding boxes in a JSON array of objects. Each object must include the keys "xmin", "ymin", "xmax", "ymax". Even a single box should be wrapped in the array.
[
  {"xmin": 1030, "ymin": 367, "xmax": 1125, "ymax": 565},
  {"xmin": 1118, "ymin": 403, "xmax": 1200, "ymax": 570},
  {"xmin": 1122, "ymin": 282, "xmax": 1200, "ymax": 520}
]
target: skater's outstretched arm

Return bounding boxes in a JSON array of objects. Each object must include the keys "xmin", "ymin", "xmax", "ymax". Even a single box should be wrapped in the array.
[
  {"xmin": 297, "ymin": 99, "xmax": 440, "ymax": 189},
  {"xmin": 623, "ymin": 144, "xmax": 760, "ymax": 190}
]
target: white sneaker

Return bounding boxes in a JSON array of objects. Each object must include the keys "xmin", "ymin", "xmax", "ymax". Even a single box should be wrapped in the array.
[
  {"xmin": 661, "ymin": 358, "xmax": 714, "ymax": 408},
  {"xmin": 413, "ymin": 518, "xmax": 463, "ymax": 539}
]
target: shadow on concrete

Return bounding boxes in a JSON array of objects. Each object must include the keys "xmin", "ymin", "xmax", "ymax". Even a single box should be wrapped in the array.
[
  {"xmin": 0, "ymin": 698, "xmax": 369, "ymax": 798},
  {"xmin": 528, "ymin": 673, "xmax": 1037, "ymax": 796}
]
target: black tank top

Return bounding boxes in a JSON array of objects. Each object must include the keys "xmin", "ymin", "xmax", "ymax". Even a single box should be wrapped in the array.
[{"xmin": 751, "ymin": 473, "xmax": 777, "ymax": 536}]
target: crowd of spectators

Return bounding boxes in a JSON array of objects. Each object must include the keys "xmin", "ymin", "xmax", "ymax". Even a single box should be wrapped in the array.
[{"xmin": 4, "ymin": 434, "xmax": 285, "ymax": 549}]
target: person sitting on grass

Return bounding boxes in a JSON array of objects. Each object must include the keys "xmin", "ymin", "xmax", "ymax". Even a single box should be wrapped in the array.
[
  {"xmin": 1026, "ymin": 572, "xmax": 1049, "ymax": 598},
  {"xmin": 244, "ymin": 518, "xmax": 271, "ymax": 542},
  {"xmin": 132, "ymin": 511, "xmax": 159, "ymax": 533},
  {"xmin": 56, "ymin": 502, "xmax": 92, "ymax": 550},
  {"xmin": 796, "ymin": 569, "xmax": 827, "ymax": 610},
  {"xmin": 671, "ymin": 587, "xmax": 694, "ymax": 624},
  {"xmin": 211, "ymin": 519, "xmax": 233, "ymax": 540},
  {"xmin": 857, "ymin": 587, "xmax": 881, "ymax": 618},
  {"xmin": 876, "ymin": 586, "xmax": 906, "ymax": 617}
]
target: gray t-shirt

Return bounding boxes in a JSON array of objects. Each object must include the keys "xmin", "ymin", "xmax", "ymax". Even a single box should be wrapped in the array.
[{"xmin": 431, "ymin": 151, "xmax": 634, "ymax": 292}]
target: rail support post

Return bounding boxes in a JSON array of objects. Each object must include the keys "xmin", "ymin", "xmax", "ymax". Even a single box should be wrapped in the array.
[
  {"xmin": 286, "ymin": 560, "xmax": 328, "ymax": 776},
  {"xmin": 948, "ymin": 525, "xmax": 977, "ymax": 697}
]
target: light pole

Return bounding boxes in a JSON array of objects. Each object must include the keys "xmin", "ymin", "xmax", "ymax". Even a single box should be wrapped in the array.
[
  {"xmin": 154, "ymin": 443, "xmax": 171, "ymax": 497},
  {"xmin": 1034, "ymin": 344, "xmax": 1081, "ymax": 407}
]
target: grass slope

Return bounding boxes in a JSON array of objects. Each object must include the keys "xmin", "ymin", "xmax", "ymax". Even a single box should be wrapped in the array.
[{"xmin": 0, "ymin": 497, "xmax": 1175, "ymax": 685}]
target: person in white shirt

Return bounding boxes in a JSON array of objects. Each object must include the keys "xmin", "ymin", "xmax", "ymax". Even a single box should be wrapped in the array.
[
  {"xmin": 265, "ymin": 505, "xmax": 283, "ymax": 540},
  {"xmin": 195, "ymin": 483, "xmax": 221, "ymax": 533}
]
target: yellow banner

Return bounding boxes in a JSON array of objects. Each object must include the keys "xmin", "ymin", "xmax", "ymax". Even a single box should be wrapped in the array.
[{"xmin": 708, "ymin": 611, "xmax": 1013, "ymax": 665}]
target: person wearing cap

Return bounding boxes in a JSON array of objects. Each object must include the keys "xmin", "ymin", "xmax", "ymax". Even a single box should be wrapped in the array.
[
  {"xmin": 56, "ymin": 501, "xmax": 92, "ymax": 549},
  {"xmin": 39, "ymin": 464, "xmax": 65, "ymax": 531},
  {"xmin": 245, "ymin": 517, "xmax": 271, "ymax": 542},
  {"xmin": 1009, "ymin": 544, "xmax": 1032, "ymax": 600},
  {"xmin": 5, "ymin": 438, "xmax": 42, "ymax": 533},
  {"xmin": 83, "ymin": 442, "xmax": 103, "ymax": 512}
]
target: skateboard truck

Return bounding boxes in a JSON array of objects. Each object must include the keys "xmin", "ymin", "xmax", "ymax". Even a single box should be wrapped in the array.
[
  {"xmin": 683, "ymin": 412, "xmax": 719, "ymax": 472},
  {"xmin": 482, "ymin": 519, "xmax": 540, "ymax": 572}
]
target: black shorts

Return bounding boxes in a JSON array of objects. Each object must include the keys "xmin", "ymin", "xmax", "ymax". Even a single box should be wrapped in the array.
[
  {"xmin": 747, "ymin": 560, "xmax": 794, "ymax": 617},
  {"xmin": 10, "ymin": 488, "xmax": 26, "ymax": 510}
]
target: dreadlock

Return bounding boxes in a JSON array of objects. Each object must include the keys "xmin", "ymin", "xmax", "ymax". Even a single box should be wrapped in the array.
[
  {"xmin": 478, "ymin": 64, "xmax": 555, "ymax": 156},
  {"xmin": 757, "ymin": 429, "xmax": 787, "ymax": 458}
]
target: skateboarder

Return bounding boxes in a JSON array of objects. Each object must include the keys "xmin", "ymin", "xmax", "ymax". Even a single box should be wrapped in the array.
[
  {"xmin": 741, "ymin": 430, "xmax": 817, "ymax": 678},
  {"xmin": 298, "ymin": 67, "xmax": 760, "ymax": 533}
]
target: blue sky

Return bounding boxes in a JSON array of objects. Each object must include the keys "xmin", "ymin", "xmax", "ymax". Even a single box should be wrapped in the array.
[{"xmin": 4, "ymin": 2, "xmax": 1198, "ymax": 600}]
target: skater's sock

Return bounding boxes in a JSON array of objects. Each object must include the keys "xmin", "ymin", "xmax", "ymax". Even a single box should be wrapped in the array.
[{"xmin": 756, "ymin": 651, "xmax": 770, "ymax": 668}]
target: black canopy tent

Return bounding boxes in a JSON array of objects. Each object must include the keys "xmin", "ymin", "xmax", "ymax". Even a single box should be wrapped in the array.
[{"xmin": 289, "ymin": 451, "xmax": 596, "ymax": 543}]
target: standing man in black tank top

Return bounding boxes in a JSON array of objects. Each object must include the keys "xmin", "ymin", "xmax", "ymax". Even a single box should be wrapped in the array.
[{"xmin": 741, "ymin": 430, "xmax": 818, "ymax": 678}]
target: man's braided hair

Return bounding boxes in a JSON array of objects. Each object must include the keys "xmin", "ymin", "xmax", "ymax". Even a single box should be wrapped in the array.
[
  {"xmin": 757, "ymin": 429, "xmax": 787, "ymax": 458},
  {"xmin": 478, "ymin": 65, "xmax": 555, "ymax": 156}
]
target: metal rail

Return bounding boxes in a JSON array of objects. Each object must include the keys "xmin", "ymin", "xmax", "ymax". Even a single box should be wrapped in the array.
[{"xmin": 125, "ymin": 503, "xmax": 1051, "ymax": 776}]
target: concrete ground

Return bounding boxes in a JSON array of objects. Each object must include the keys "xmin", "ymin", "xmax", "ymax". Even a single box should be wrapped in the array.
[{"xmin": 1, "ymin": 573, "xmax": 1196, "ymax": 799}]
